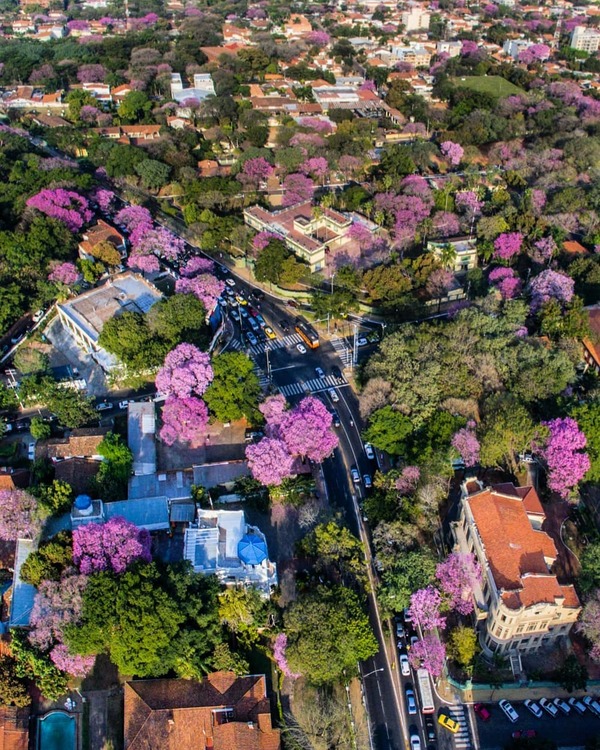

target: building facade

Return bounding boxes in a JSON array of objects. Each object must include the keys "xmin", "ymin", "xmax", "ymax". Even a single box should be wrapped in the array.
[
  {"xmin": 453, "ymin": 481, "xmax": 581, "ymax": 655},
  {"xmin": 570, "ymin": 25, "xmax": 600, "ymax": 53}
]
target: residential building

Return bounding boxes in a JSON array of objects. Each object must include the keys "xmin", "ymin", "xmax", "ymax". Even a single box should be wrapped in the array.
[
  {"xmin": 401, "ymin": 6, "xmax": 430, "ymax": 31},
  {"xmin": 583, "ymin": 304, "xmax": 600, "ymax": 374},
  {"xmin": 427, "ymin": 236, "xmax": 478, "ymax": 273},
  {"xmin": 453, "ymin": 481, "xmax": 581, "ymax": 655},
  {"xmin": 244, "ymin": 202, "xmax": 354, "ymax": 272},
  {"xmin": 170, "ymin": 72, "xmax": 215, "ymax": 103},
  {"xmin": 436, "ymin": 40, "xmax": 462, "ymax": 57},
  {"xmin": 36, "ymin": 427, "xmax": 110, "ymax": 463},
  {"xmin": 78, "ymin": 219, "xmax": 127, "ymax": 262},
  {"xmin": 283, "ymin": 13, "xmax": 312, "ymax": 37},
  {"xmin": 570, "ymin": 25, "xmax": 600, "ymax": 53},
  {"xmin": 92, "ymin": 124, "xmax": 161, "ymax": 143},
  {"xmin": 502, "ymin": 39, "xmax": 531, "ymax": 59},
  {"xmin": 70, "ymin": 494, "xmax": 171, "ymax": 531},
  {"xmin": 56, "ymin": 272, "xmax": 162, "ymax": 368},
  {"xmin": 123, "ymin": 672, "xmax": 281, "ymax": 750},
  {"xmin": 0, "ymin": 707, "xmax": 29, "ymax": 750},
  {"xmin": 128, "ymin": 402, "xmax": 157, "ymax": 476},
  {"xmin": 184, "ymin": 508, "xmax": 277, "ymax": 595}
]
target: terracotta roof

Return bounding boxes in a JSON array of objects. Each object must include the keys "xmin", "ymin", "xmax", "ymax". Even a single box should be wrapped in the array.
[
  {"xmin": 36, "ymin": 427, "xmax": 109, "ymax": 461},
  {"xmin": 0, "ymin": 471, "xmax": 29, "ymax": 492},
  {"xmin": 124, "ymin": 673, "xmax": 280, "ymax": 750},
  {"xmin": 584, "ymin": 306, "xmax": 600, "ymax": 368},
  {"xmin": 53, "ymin": 457, "xmax": 101, "ymax": 495},
  {"xmin": 467, "ymin": 483, "xmax": 580, "ymax": 611},
  {"xmin": 562, "ymin": 240, "xmax": 588, "ymax": 255},
  {"xmin": 0, "ymin": 707, "xmax": 29, "ymax": 750}
]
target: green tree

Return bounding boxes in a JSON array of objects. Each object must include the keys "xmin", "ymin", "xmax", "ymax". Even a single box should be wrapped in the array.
[
  {"xmin": 89, "ymin": 240, "xmax": 122, "ymax": 267},
  {"xmin": 105, "ymin": 144, "xmax": 145, "ymax": 178},
  {"xmin": 479, "ymin": 395, "xmax": 538, "ymax": 473},
  {"xmin": 378, "ymin": 550, "xmax": 437, "ymax": 615},
  {"xmin": 0, "ymin": 656, "xmax": 30, "ymax": 707},
  {"xmin": 45, "ymin": 386, "xmax": 96, "ymax": 429},
  {"xmin": 203, "ymin": 352, "xmax": 261, "ymax": 424},
  {"xmin": 10, "ymin": 630, "xmax": 68, "ymax": 700},
  {"xmin": 363, "ymin": 406, "xmax": 413, "ymax": 455},
  {"xmin": 578, "ymin": 542, "xmax": 600, "ymax": 592},
  {"xmin": 211, "ymin": 642, "xmax": 249, "ymax": 676},
  {"xmin": 218, "ymin": 586, "xmax": 265, "ymax": 647},
  {"xmin": 65, "ymin": 89, "xmax": 98, "ymax": 121},
  {"xmin": 310, "ymin": 290, "xmax": 358, "ymax": 320},
  {"xmin": 99, "ymin": 312, "xmax": 165, "ymax": 371},
  {"xmin": 285, "ymin": 586, "xmax": 378, "ymax": 685},
  {"xmin": 362, "ymin": 265, "xmax": 413, "ymax": 303},
  {"xmin": 299, "ymin": 521, "xmax": 367, "ymax": 590},
  {"xmin": 30, "ymin": 417, "xmax": 51, "ymax": 441},
  {"xmin": 118, "ymin": 91, "xmax": 152, "ymax": 123},
  {"xmin": 33, "ymin": 479, "xmax": 73, "ymax": 515},
  {"xmin": 555, "ymin": 654, "xmax": 588, "ymax": 693},
  {"xmin": 254, "ymin": 239, "xmax": 290, "ymax": 285},
  {"xmin": 571, "ymin": 401, "xmax": 600, "ymax": 483},
  {"xmin": 135, "ymin": 159, "xmax": 172, "ymax": 191},
  {"xmin": 447, "ymin": 625, "xmax": 479, "ymax": 670},
  {"xmin": 147, "ymin": 293, "xmax": 210, "ymax": 349},
  {"xmin": 539, "ymin": 297, "xmax": 591, "ymax": 341},
  {"xmin": 93, "ymin": 432, "xmax": 133, "ymax": 501},
  {"xmin": 20, "ymin": 531, "xmax": 73, "ymax": 586}
]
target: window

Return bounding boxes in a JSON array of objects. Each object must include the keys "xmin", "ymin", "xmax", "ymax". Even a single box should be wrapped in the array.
[
  {"xmin": 500, "ymin": 615, "xmax": 506, "ymax": 623},
  {"xmin": 516, "ymin": 624, "xmax": 525, "ymax": 634},
  {"xmin": 527, "ymin": 623, "xmax": 537, "ymax": 632}
]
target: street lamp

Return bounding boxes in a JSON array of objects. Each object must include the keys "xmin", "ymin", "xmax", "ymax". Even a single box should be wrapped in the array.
[{"xmin": 361, "ymin": 667, "xmax": 384, "ymax": 679}]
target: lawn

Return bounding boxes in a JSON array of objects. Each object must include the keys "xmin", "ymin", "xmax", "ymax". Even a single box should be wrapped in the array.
[{"xmin": 453, "ymin": 75, "xmax": 524, "ymax": 98}]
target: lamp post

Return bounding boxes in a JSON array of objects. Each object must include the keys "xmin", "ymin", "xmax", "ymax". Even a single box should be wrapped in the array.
[{"xmin": 361, "ymin": 667, "xmax": 384, "ymax": 679}]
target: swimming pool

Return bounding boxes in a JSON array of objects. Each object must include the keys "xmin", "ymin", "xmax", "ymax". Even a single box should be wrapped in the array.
[{"xmin": 37, "ymin": 711, "xmax": 76, "ymax": 750}]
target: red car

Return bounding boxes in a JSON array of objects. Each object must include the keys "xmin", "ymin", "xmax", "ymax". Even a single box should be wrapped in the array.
[
  {"xmin": 512, "ymin": 730, "xmax": 537, "ymax": 739},
  {"xmin": 473, "ymin": 703, "xmax": 491, "ymax": 722}
]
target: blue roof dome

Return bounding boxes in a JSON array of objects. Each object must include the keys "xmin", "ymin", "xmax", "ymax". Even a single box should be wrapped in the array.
[
  {"xmin": 237, "ymin": 534, "xmax": 267, "ymax": 566},
  {"xmin": 74, "ymin": 494, "xmax": 92, "ymax": 510}
]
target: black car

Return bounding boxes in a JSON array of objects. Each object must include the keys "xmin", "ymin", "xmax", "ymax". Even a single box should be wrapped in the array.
[
  {"xmin": 331, "ymin": 410, "xmax": 341, "ymax": 428},
  {"xmin": 331, "ymin": 365, "xmax": 343, "ymax": 382},
  {"xmin": 279, "ymin": 319, "xmax": 290, "ymax": 333},
  {"xmin": 424, "ymin": 716, "xmax": 436, "ymax": 743},
  {"xmin": 15, "ymin": 418, "xmax": 31, "ymax": 432}
]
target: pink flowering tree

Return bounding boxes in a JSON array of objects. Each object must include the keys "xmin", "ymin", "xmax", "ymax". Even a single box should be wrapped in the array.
[
  {"xmin": 133, "ymin": 226, "xmax": 185, "ymax": 262},
  {"xmin": 77, "ymin": 63, "xmax": 107, "ymax": 82},
  {"xmin": 50, "ymin": 644, "xmax": 96, "ymax": 677},
  {"xmin": 175, "ymin": 274, "xmax": 226, "ymax": 311},
  {"xmin": 93, "ymin": 189, "xmax": 116, "ymax": 212},
  {"xmin": 48, "ymin": 261, "xmax": 81, "ymax": 286},
  {"xmin": 253, "ymin": 231, "xmax": 280, "ymax": 252},
  {"xmin": 155, "ymin": 343, "xmax": 213, "ymax": 399},
  {"xmin": 408, "ymin": 636, "xmax": 446, "ymax": 678},
  {"xmin": 430, "ymin": 212, "xmax": 460, "ymax": 238},
  {"xmin": 273, "ymin": 633, "xmax": 301, "ymax": 678},
  {"xmin": 578, "ymin": 589, "xmax": 600, "ymax": 663},
  {"xmin": 160, "ymin": 396, "xmax": 209, "ymax": 445},
  {"xmin": 493, "ymin": 232, "xmax": 523, "ymax": 262},
  {"xmin": 395, "ymin": 466, "xmax": 420, "ymax": 495},
  {"xmin": 530, "ymin": 189, "xmax": 546, "ymax": 217},
  {"xmin": 238, "ymin": 157, "xmax": 274, "ymax": 188},
  {"xmin": 440, "ymin": 141, "xmax": 464, "ymax": 167},
  {"xmin": 518, "ymin": 44, "xmax": 550, "ymax": 65},
  {"xmin": 282, "ymin": 173, "xmax": 315, "ymax": 207},
  {"xmin": 115, "ymin": 205, "xmax": 152, "ymax": 232},
  {"xmin": 451, "ymin": 427, "xmax": 480, "ymax": 467},
  {"xmin": 348, "ymin": 222, "xmax": 372, "ymax": 249},
  {"xmin": 306, "ymin": 30, "xmax": 330, "ymax": 47},
  {"xmin": 531, "ymin": 237, "xmax": 557, "ymax": 264},
  {"xmin": 300, "ymin": 157, "xmax": 328, "ymax": 181},
  {"xmin": 528, "ymin": 270, "xmax": 574, "ymax": 312},
  {"xmin": 259, "ymin": 394, "xmax": 288, "ymax": 435},
  {"xmin": 436, "ymin": 552, "xmax": 481, "ymax": 615},
  {"xmin": 408, "ymin": 587, "xmax": 446, "ymax": 631},
  {"xmin": 128, "ymin": 251, "xmax": 160, "ymax": 274},
  {"xmin": 0, "ymin": 489, "xmax": 40, "ymax": 540},
  {"xmin": 455, "ymin": 191, "xmax": 483, "ymax": 217},
  {"xmin": 279, "ymin": 396, "xmax": 339, "ymax": 462},
  {"xmin": 298, "ymin": 118, "xmax": 334, "ymax": 134},
  {"xmin": 425, "ymin": 268, "xmax": 453, "ymax": 303},
  {"xmin": 27, "ymin": 189, "xmax": 93, "ymax": 232},
  {"xmin": 489, "ymin": 267, "xmax": 521, "ymax": 300},
  {"xmin": 79, "ymin": 105, "xmax": 101, "ymax": 124},
  {"xmin": 246, "ymin": 438, "xmax": 295, "ymax": 486},
  {"xmin": 180, "ymin": 257, "xmax": 215, "ymax": 277},
  {"xmin": 539, "ymin": 417, "xmax": 590, "ymax": 499},
  {"xmin": 338, "ymin": 155, "xmax": 362, "ymax": 179},
  {"xmin": 73, "ymin": 517, "xmax": 152, "ymax": 574}
]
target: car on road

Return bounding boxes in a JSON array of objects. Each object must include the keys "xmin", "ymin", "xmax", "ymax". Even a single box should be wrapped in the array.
[
  {"xmin": 279, "ymin": 319, "xmax": 290, "ymax": 333},
  {"xmin": 512, "ymin": 730, "xmax": 536, "ymax": 739},
  {"xmin": 350, "ymin": 467, "xmax": 361, "ymax": 485},
  {"xmin": 409, "ymin": 727, "xmax": 421, "ymax": 750},
  {"xmin": 403, "ymin": 608, "xmax": 413, "ymax": 624},
  {"xmin": 424, "ymin": 716, "xmax": 436, "ymax": 743},
  {"xmin": 399, "ymin": 652, "xmax": 410, "ymax": 676},
  {"xmin": 583, "ymin": 696, "xmax": 600, "ymax": 716},
  {"xmin": 568, "ymin": 697, "xmax": 586, "ymax": 715},
  {"xmin": 364, "ymin": 443, "xmax": 375, "ymax": 460},
  {"xmin": 246, "ymin": 331, "xmax": 258, "ymax": 346},
  {"xmin": 32, "ymin": 309, "xmax": 45, "ymax": 323},
  {"xmin": 230, "ymin": 309, "xmax": 240, "ymax": 322},
  {"xmin": 10, "ymin": 333, "xmax": 25, "ymax": 345},
  {"xmin": 408, "ymin": 635, "xmax": 418, "ymax": 649},
  {"xmin": 225, "ymin": 278, "xmax": 235, "ymax": 287},
  {"xmin": 499, "ymin": 700, "xmax": 519, "ymax": 723},
  {"xmin": 539, "ymin": 698, "xmax": 558, "ymax": 718},
  {"xmin": 240, "ymin": 308, "xmax": 249, "ymax": 319},
  {"xmin": 27, "ymin": 442, "xmax": 36, "ymax": 460},
  {"xmin": 296, "ymin": 342, "xmax": 307, "ymax": 354},
  {"xmin": 357, "ymin": 336, "xmax": 369, "ymax": 346},
  {"xmin": 235, "ymin": 295, "xmax": 247, "ymax": 306},
  {"xmin": 248, "ymin": 317, "xmax": 260, "ymax": 332},
  {"xmin": 438, "ymin": 713, "xmax": 459, "ymax": 733},
  {"xmin": 331, "ymin": 365, "xmax": 344, "ymax": 382},
  {"xmin": 473, "ymin": 703, "xmax": 491, "ymax": 722},
  {"xmin": 331, "ymin": 411, "xmax": 341, "ymax": 428},
  {"xmin": 328, "ymin": 388, "xmax": 339, "ymax": 402},
  {"xmin": 363, "ymin": 474, "xmax": 372, "ymax": 489},
  {"xmin": 95, "ymin": 401, "xmax": 113, "ymax": 412},
  {"xmin": 315, "ymin": 367, "xmax": 325, "ymax": 378},
  {"xmin": 553, "ymin": 698, "xmax": 571, "ymax": 715},
  {"xmin": 286, "ymin": 300, "xmax": 298, "ymax": 308},
  {"xmin": 396, "ymin": 621, "xmax": 404, "ymax": 639},
  {"xmin": 404, "ymin": 686, "xmax": 417, "ymax": 715},
  {"xmin": 118, "ymin": 400, "xmax": 132, "ymax": 410},
  {"xmin": 264, "ymin": 326, "xmax": 276, "ymax": 340},
  {"xmin": 524, "ymin": 700, "xmax": 543, "ymax": 719},
  {"xmin": 218, "ymin": 297, "xmax": 227, "ymax": 308}
]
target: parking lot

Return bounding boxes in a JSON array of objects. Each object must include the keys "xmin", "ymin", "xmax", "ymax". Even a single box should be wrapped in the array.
[{"xmin": 474, "ymin": 700, "xmax": 600, "ymax": 748}]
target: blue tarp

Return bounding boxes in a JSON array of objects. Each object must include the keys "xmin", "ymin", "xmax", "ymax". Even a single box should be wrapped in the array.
[{"xmin": 238, "ymin": 534, "xmax": 267, "ymax": 565}]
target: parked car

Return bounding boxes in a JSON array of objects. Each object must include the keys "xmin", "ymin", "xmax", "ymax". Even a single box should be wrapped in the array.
[
  {"xmin": 512, "ymin": 730, "xmax": 536, "ymax": 740},
  {"xmin": 568, "ymin": 697, "xmax": 586, "ymax": 715},
  {"xmin": 296, "ymin": 343, "xmax": 307, "ymax": 354},
  {"xmin": 395, "ymin": 621, "xmax": 404, "ymax": 639},
  {"xmin": 424, "ymin": 716, "xmax": 436, "ymax": 743},
  {"xmin": 539, "ymin": 698, "xmax": 558, "ymax": 718},
  {"xmin": 32, "ymin": 309, "xmax": 45, "ymax": 323},
  {"xmin": 118, "ymin": 400, "xmax": 132, "ymax": 410},
  {"xmin": 363, "ymin": 474, "xmax": 372, "ymax": 489},
  {"xmin": 364, "ymin": 442, "xmax": 375, "ymax": 460},
  {"xmin": 225, "ymin": 277, "xmax": 235, "ymax": 287},
  {"xmin": 553, "ymin": 698, "xmax": 571, "ymax": 715},
  {"xmin": 328, "ymin": 388, "xmax": 339, "ymax": 402},
  {"xmin": 95, "ymin": 401, "xmax": 113, "ymax": 412},
  {"xmin": 27, "ymin": 442, "xmax": 36, "ymax": 460},
  {"xmin": 473, "ymin": 703, "xmax": 491, "ymax": 722},
  {"xmin": 350, "ymin": 467, "xmax": 361, "ymax": 485},
  {"xmin": 357, "ymin": 336, "xmax": 369, "ymax": 347},
  {"xmin": 524, "ymin": 700, "xmax": 543, "ymax": 719},
  {"xmin": 15, "ymin": 419, "xmax": 30, "ymax": 432},
  {"xmin": 499, "ymin": 700, "xmax": 519, "ymax": 723},
  {"xmin": 315, "ymin": 367, "xmax": 325, "ymax": 379},
  {"xmin": 438, "ymin": 713, "xmax": 459, "ymax": 733},
  {"xmin": 246, "ymin": 331, "xmax": 258, "ymax": 346},
  {"xmin": 409, "ymin": 727, "xmax": 421, "ymax": 750},
  {"xmin": 279, "ymin": 319, "xmax": 290, "ymax": 333},
  {"xmin": 408, "ymin": 635, "xmax": 418, "ymax": 650},
  {"xmin": 582, "ymin": 696, "xmax": 600, "ymax": 716},
  {"xmin": 404, "ymin": 686, "xmax": 417, "ymax": 715},
  {"xmin": 399, "ymin": 652, "xmax": 410, "ymax": 676},
  {"xmin": 403, "ymin": 607, "xmax": 413, "ymax": 624}
]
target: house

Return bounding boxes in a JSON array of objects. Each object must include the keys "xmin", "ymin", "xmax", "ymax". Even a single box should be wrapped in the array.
[
  {"xmin": 583, "ymin": 304, "xmax": 600, "ymax": 374},
  {"xmin": 427, "ymin": 236, "xmax": 478, "ymax": 273},
  {"xmin": 503, "ymin": 39, "xmax": 531, "ymax": 59},
  {"xmin": 562, "ymin": 240, "xmax": 588, "ymax": 256},
  {"xmin": 78, "ymin": 219, "xmax": 127, "ymax": 262},
  {"xmin": 170, "ymin": 73, "xmax": 215, "ymax": 103},
  {"xmin": 124, "ymin": 672, "xmax": 280, "ymax": 750},
  {"xmin": 92, "ymin": 124, "xmax": 161, "ymax": 144},
  {"xmin": 53, "ymin": 458, "xmax": 101, "ymax": 496},
  {"xmin": 56, "ymin": 272, "xmax": 162, "ymax": 368},
  {"xmin": 128, "ymin": 402, "xmax": 157, "ymax": 476},
  {"xmin": 571, "ymin": 25, "xmax": 600, "ymax": 53},
  {"xmin": 0, "ymin": 469, "xmax": 29, "ymax": 491},
  {"xmin": 36, "ymin": 427, "xmax": 109, "ymax": 463},
  {"xmin": 184, "ymin": 508, "xmax": 277, "ymax": 595},
  {"xmin": 10, "ymin": 539, "xmax": 36, "ymax": 627},
  {"xmin": 453, "ymin": 481, "xmax": 581, "ymax": 656},
  {"xmin": 71, "ymin": 494, "xmax": 171, "ymax": 531},
  {"xmin": 0, "ymin": 707, "xmax": 30, "ymax": 750},
  {"xmin": 283, "ymin": 13, "xmax": 312, "ymax": 37}
]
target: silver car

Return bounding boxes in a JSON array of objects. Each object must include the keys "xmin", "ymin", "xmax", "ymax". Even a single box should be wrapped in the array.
[
  {"xmin": 524, "ymin": 699, "xmax": 543, "ymax": 718},
  {"xmin": 499, "ymin": 699, "xmax": 519, "ymax": 723},
  {"xmin": 539, "ymin": 698, "xmax": 558, "ymax": 718}
]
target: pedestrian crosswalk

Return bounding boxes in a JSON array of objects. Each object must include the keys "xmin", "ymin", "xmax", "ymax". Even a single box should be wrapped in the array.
[
  {"xmin": 253, "ymin": 364, "xmax": 271, "ymax": 391},
  {"xmin": 448, "ymin": 704, "xmax": 472, "ymax": 749},
  {"xmin": 331, "ymin": 335, "xmax": 353, "ymax": 366},
  {"xmin": 279, "ymin": 375, "xmax": 348, "ymax": 398},
  {"xmin": 226, "ymin": 333, "xmax": 304, "ymax": 358}
]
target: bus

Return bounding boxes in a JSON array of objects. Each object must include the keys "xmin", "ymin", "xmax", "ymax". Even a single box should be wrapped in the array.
[
  {"xmin": 295, "ymin": 317, "xmax": 320, "ymax": 349},
  {"xmin": 416, "ymin": 668, "xmax": 435, "ymax": 714}
]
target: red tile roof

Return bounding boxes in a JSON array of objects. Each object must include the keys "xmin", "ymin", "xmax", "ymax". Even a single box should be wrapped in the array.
[{"xmin": 584, "ymin": 306, "xmax": 600, "ymax": 369}]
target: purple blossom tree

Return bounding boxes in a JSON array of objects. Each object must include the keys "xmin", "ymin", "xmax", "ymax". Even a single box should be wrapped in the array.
[
  {"xmin": 273, "ymin": 633, "xmax": 301, "ymax": 677},
  {"xmin": 531, "ymin": 237, "xmax": 556, "ymax": 264},
  {"xmin": 348, "ymin": 222, "xmax": 372, "ymax": 248},
  {"xmin": 281, "ymin": 173, "xmax": 315, "ymax": 206},
  {"xmin": 115, "ymin": 205, "xmax": 152, "ymax": 232},
  {"xmin": 160, "ymin": 396, "xmax": 209, "ymax": 445},
  {"xmin": 253, "ymin": 231, "xmax": 280, "ymax": 252},
  {"xmin": 127, "ymin": 251, "xmax": 160, "ymax": 274},
  {"xmin": 518, "ymin": 44, "xmax": 550, "ymax": 65},
  {"xmin": 155, "ymin": 343, "xmax": 213, "ymax": 399},
  {"xmin": 93, "ymin": 189, "xmax": 116, "ymax": 212},
  {"xmin": 455, "ymin": 191, "xmax": 483, "ymax": 216},
  {"xmin": 408, "ymin": 587, "xmax": 446, "ymax": 631},
  {"xmin": 49, "ymin": 644, "xmax": 96, "ymax": 677},
  {"xmin": 29, "ymin": 574, "xmax": 88, "ymax": 651},
  {"xmin": 408, "ymin": 636, "xmax": 446, "ymax": 677},
  {"xmin": 425, "ymin": 268, "xmax": 453, "ymax": 303},
  {"xmin": 246, "ymin": 438, "xmax": 295, "ymax": 486},
  {"xmin": 77, "ymin": 63, "xmax": 107, "ymax": 83},
  {"xmin": 400, "ymin": 175, "xmax": 431, "ymax": 198},
  {"xmin": 279, "ymin": 396, "xmax": 339, "ymax": 462},
  {"xmin": 430, "ymin": 212, "xmax": 460, "ymax": 238},
  {"xmin": 180, "ymin": 256, "xmax": 215, "ymax": 277},
  {"xmin": 395, "ymin": 466, "xmax": 420, "ymax": 495},
  {"xmin": 175, "ymin": 274, "xmax": 225, "ymax": 311},
  {"xmin": 528, "ymin": 270, "xmax": 574, "ymax": 312},
  {"xmin": 451, "ymin": 428, "xmax": 480, "ymax": 467},
  {"xmin": 493, "ymin": 232, "xmax": 523, "ymax": 261},
  {"xmin": 436, "ymin": 552, "xmax": 481, "ymax": 615},
  {"xmin": 0, "ymin": 489, "xmax": 40, "ymax": 540},
  {"xmin": 48, "ymin": 262, "xmax": 81, "ymax": 286},
  {"xmin": 338, "ymin": 155, "xmax": 362, "ymax": 179},
  {"xmin": 238, "ymin": 157, "xmax": 274, "ymax": 188},
  {"xmin": 539, "ymin": 417, "xmax": 590, "ymax": 499},
  {"xmin": 489, "ymin": 267, "xmax": 521, "ymax": 300},
  {"xmin": 298, "ymin": 117, "xmax": 334, "ymax": 134},
  {"xmin": 306, "ymin": 30, "xmax": 330, "ymax": 47},
  {"xmin": 300, "ymin": 157, "xmax": 328, "ymax": 181},
  {"xmin": 73, "ymin": 517, "xmax": 152, "ymax": 574},
  {"xmin": 27, "ymin": 189, "xmax": 93, "ymax": 232},
  {"xmin": 134, "ymin": 227, "xmax": 185, "ymax": 262},
  {"xmin": 259, "ymin": 394, "xmax": 288, "ymax": 434},
  {"xmin": 578, "ymin": 589, "xmax": 600, "ymax": 663},
  {"xmin": 440, "ymin": 141, "xmax": 464, "ymax": 167}
]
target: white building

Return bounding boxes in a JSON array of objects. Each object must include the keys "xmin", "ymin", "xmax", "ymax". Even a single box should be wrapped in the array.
[
  {"xmin": 184, "ymin": 508, "xmax": 277, "ymax": 596},
  {"xmin": 570, "ymin": 25, "xmax": 600, "ymax": 53},
  {"xmin": 436, "ymin": 40, "xmax": 462, "ymax": 58},
  {"xmin": 170, "ymin": 73, "xmax": 215, "ymax": 103},
  {"xmin": 401, "ymin": 7, "xmax": 430, "ymax": 31},
  {"xmin": 502, "ymin": 39, "xmax": 531, "ymax": 59}
]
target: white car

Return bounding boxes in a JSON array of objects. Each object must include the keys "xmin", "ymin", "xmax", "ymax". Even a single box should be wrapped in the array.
[
  {"xmin": 32, "ymin": 309, "xmax": 44, "ymax": 323},
  {"xmin": 315, "ymin": 367, "xmax": 325, "ymax": 379},
  {"xmin": 553, "ymin": 697, "xmax": 571, "ymax": 715},
  {"xmin": 95, "ymin": 401, "xmax": 113, "ymax": 412},
  {"xmin": 350, "ymin": 468, "xmax": 361, "ymax": 485},
  {"xmin": 568, "ymin": 697, "xmax": 586, "ymax": 715},
  {"xmin": 583, "ymin": 696, "xmax": 600, "ymax": 716},
  {"xmin": 539, "ymin": 698, "xmax": 558, "ymax": 718},
  {"xmin": 399, "ymin": 653, "xmax": 410, "ymax": 676},
  {"xmin": 328, "ymin": 388, "xmax": 339, "ymax": 402},
  {"xmin": 118, "ymin": 400, "xmax": 132, "ymax": 410},
  {"xmin": 499, "ymin": 699, "xmax": 519, "ymax": 723},
  {"xmin": 27, "ymin": 442, "xmax": 36, "ymax": 460},
  {"xmin": 409, "ymin": 731, "xmax": 421, "ymax": 750},
  {"xmin": 364, "ymin": 443, "xmax": 375, "ymax": 460},
  {"xmin": 363, "ymin": 474, "xmax": 372, "ymax": 489},
  {"xmin": 357, "ymin": 336, "xmax": 369, "ymax": 346},
  {"xmin": 225, "ymin": 278, "xmax": 236, "ymax": 287},
  {"xmin": 296, "ymin": 343, "xmax": 307, "ymax": 354},
  {"xmin": 524, "ymin": 699, "xmax": 543, "ymax": 718}
]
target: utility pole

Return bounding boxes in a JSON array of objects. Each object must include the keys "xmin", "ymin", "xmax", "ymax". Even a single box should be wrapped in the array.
[
  {"xmin": 353, "ymin": 324, "xmax": 359, "ymax": 366},
  {"xmin": 265, "ymin": 344, "xmax": 271, "ymax": 382}
]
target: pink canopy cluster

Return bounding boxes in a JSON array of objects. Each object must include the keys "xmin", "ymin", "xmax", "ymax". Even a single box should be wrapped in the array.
[
  {"xmin": 455, "ymin": 190, "xmax": 483, "ymax": 216},
  {"xmin": 451, "ymin": 427, "xmax": 480, "ymax": 467},
  {"xmin": 93, "ymin": 189, "xmax": 116, "ymax": 212},
  {"xmin": 27, "ymin": 188, "xmax": 93, "ymax": 232},
  {"xmin": 518, "ymin": 44, "xmax": 550, "ymax": 64},
  {"xmin": 77, "ymin": 63, "xmax": 107, "ymax": 83},
  {"xmin": 238, "ymin": 157, "xmax": 274, "ymax": 187},
  {"xmin": 73, "ymin": 516, "xmax": 152, "ymax": 574},
  {"xmin": 0, "ymin": 489, "xmax": 40, "ymax": 540},
  {"xmin": 408, "ymin": 586, "xmax": 446, "ymax": 631},
  {"xmin": 175, "ymin": 274, "xmax": 225, "ymax": 312},
  {"xmin": 528, "ymin": 269, "xmax": 574, "ymax": 312},
  {"xmin": 493, "ymin": 232, "xmax": 523, "ymax": 261},
  {"xmin": 299, "ymin": 157, "xmax": 328, "ymax": 180},
  {"xmin": 395, "ymin": 466, "xmax": 420, "ymax": 496},
  {"xmin": 160, "ymin": 396, "xmax": 209, "ymax": 445},
  {"xmin": 253, "ymin": 231, "xmax": 280, "ymax": 252},
  {"xmin": 488, "ymin": 267, "xmax": 521, "ymax": 300},
  {"xmin": 436, "ymin": 552, "xmax": 481, "ymax": 615},
  {"xmin": 408, "ymin": 636, "xmax": 446, "ymax": 678},
  {"xmin": 180, "ymin": 256, "xmax": 214, "ymax": 277},
  {"xmin": 306, "ymin": 30, "xmax": 330, "ymax": 47},
  {"xmin": 539, "ymin": 417, "xmax": 590, "ymax": 499},
  {"xmin": 282, "ymin": 173, "xmax": 315, "ymax": 207},
  {"xmin": 273, "ymin": 633, "xmax": 301, "ymax": 678},
  {"xmin": 440, "ymin": 141, "xmax": 464, "ymax": 166},
  {"xmin": 48, "ymin": 261, "xmax": 81, "ymax": 286},
  {"xmin": 155, "ymin": 343, "xmax": 213, "ymax": 399}
]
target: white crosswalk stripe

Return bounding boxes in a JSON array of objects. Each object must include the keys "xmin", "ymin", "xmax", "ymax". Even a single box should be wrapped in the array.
[
  {"xmin": 330, "ymin": 335, "xmax": 353, "ymax": 366},
  {"xmin": 249, "ymin": 332, "xmax": 302, "ymax": 356},
  {"xmin": 253, "ymin": 365, "xmax": 271, "ymax": 391},
  {"xmin": 279, "ymin": 375, "xmax": 348, "ymax": 398},
  {"xmin": 447, "ymin": 704, "xmax": 471, "ymax": 749}
]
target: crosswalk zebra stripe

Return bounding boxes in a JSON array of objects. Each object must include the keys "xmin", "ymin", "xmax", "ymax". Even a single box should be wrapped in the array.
[{"xmin": 278, "ymin": 376, "xmax": 349, "ymax": 397}]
